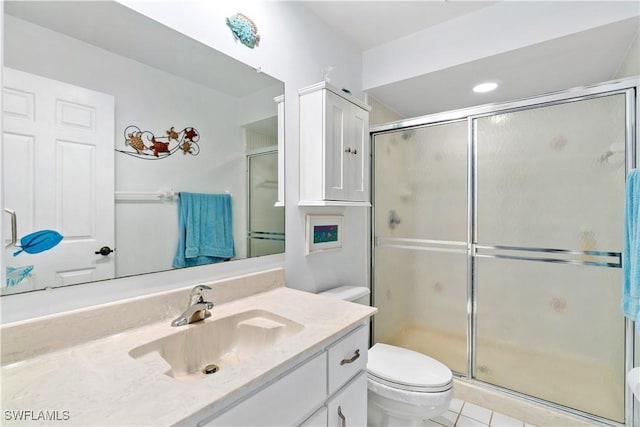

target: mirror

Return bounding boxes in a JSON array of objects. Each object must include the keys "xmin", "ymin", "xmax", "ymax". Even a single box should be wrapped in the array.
[{"xmin": 2, "ymin": 1, "xmax": 285, "ymax": 296}]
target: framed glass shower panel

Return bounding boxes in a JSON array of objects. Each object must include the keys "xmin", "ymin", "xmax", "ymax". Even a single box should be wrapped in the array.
[
  {"xmin": 247, "ymin": 151, "xmax": 284, "ymax": 257},
  {"xmin": 374, "ymin": 121, "xmax": 468, "ymax": 242},
  {"xmin": 473, "ymin": 92, "xmax": 627, "ymax": 423},
  {"xmin": 474, "ymin": 258, "xmax": 625, "ymax": 422},
  {"xmin": 373, "ymin": 121, "xmax": 468, "ymax": 374},
  {"xmin": 475, "ymin": 94, "xmax": 626, "ymax": 251},
  {"xmin": 374, "ymin": 247, "xmax": 468, "ymax": 374}
]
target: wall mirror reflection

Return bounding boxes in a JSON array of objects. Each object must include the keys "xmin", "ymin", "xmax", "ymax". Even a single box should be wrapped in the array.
[{"xmin": 2, "ymin": 1, "xmax": 285, "ymax": 296}]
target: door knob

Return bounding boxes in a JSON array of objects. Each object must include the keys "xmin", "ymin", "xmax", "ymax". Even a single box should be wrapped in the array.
[{"xmin": 95, "ymin": 246, "xmax": 114, "ymax": 256}]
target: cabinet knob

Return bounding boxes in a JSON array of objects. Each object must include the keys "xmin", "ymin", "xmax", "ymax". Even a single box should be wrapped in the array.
[
  {"xmin": 344, "ymin": 147, "xmax": 352, "ymax": 154},
  {"xmin": 352, "ymin": 149, "xmax": 357, "ymax": 155}
]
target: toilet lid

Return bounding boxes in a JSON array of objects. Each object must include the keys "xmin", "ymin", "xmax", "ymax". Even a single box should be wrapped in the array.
[{"xmin": 368, "ymin": 343, "xmax": 453, "ymax": 392}]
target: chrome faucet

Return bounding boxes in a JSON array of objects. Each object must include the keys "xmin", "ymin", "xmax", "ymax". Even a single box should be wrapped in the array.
[{"xmin": 171, "ymin": 285, "xmax": 214, "ymax": 327}]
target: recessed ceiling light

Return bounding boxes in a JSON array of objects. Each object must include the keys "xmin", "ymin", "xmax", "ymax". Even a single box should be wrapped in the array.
[{"xmin": 473, "ymin": 82, "xmax": 498, "ymax": 93}]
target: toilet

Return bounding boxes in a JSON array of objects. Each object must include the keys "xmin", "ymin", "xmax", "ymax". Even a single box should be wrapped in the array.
[{"xmin": 319, "ymin": 286, "xmax": 453, "ymax": 427}]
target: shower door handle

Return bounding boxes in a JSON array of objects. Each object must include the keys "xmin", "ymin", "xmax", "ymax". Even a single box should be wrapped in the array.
[{"xmin": 4, "ymin": 208, "xmax": 17, "ymax": 248}]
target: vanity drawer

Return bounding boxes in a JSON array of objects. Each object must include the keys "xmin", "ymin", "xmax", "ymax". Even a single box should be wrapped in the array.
[
  {"xmin": 327, "ymin": 324, "xmax": 368, "ymax": 395},
  {"xmin": 327, "ymin": 372, "xmax": 367, "ymax": 427},
  {"xmin": 200, "ymin": 352, "xmax": 327, "ymax": 426}
]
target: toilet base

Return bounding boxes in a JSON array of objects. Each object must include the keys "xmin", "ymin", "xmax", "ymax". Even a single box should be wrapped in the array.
[{"xmin": 367, "ymin": 389, "xmax": 451, "ymax": 427}]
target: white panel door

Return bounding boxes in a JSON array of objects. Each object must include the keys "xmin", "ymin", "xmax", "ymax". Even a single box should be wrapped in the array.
[{"xmin": 2, "ymin": 67, "xmax": 115, "ymax": 292}]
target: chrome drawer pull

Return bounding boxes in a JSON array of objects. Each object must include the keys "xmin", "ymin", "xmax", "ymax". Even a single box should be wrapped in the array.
[
  {"xmin": 340, "ymin": 349, "xmax": 360, "ymax": 365},
  {"xmin": 338, "ymin": 405, "xmax": 346, "ymax": 427}
]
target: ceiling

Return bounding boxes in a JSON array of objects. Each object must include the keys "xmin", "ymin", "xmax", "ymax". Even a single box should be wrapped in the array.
[
  {"xmin": 302, "ymin": 1, "xmax": 640, "ymax": 119},
  {"xmin": 7, "ymin": 1, "xmax": 638, "ymax": 119},
  {"xmin": 4, "ymin": 1, "xmax": 282, "ymax": 98},
  {"xmin": 302, "ymin": 1, "xmax": 496, "ymax": 51}
]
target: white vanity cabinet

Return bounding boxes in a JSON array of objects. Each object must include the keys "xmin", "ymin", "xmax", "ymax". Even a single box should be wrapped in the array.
[
  {"xmin": 299, "ymin": 82, "xmax": 371, "ymax": 206},
  {"xmin": 198, "ymin": 323, "xmax": 369, "ymax": 427}
]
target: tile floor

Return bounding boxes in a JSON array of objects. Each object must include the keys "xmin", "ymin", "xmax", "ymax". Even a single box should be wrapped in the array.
[{"xmin": 425, "ymin": 398, "xmax": 536, "ymax": 427}]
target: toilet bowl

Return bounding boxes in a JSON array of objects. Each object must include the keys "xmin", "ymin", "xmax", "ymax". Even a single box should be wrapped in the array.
[
  {"xmin": 367, "ymin": 343, "xmax": 453, "ymax": 426},
  {"xmin": 318, "ymin": 286, "xmax": 453, "ymax": 427}
]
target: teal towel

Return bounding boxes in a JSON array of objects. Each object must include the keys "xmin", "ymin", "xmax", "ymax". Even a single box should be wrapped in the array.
[
  {"xmin": 623, "ymin": 169, "xmax": 640, "ymax": 328},
  {"xmin": 173, "ymin": 192, "xmax": 235, "ymax": 268}
]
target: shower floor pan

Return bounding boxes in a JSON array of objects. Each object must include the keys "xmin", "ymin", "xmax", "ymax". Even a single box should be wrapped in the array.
[{"xmin": 383, "ymin": 324, "xmax": 623, "ymax": 423}]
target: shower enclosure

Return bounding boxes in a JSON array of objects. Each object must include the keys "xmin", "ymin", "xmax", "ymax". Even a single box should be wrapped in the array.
[
  {"xmin": 371, "ymin": 79, "xmax": 637, "ymax": 425},
  {"xmin": 247, "ymin": 149, "xmax": 285, "ymax": 257}
]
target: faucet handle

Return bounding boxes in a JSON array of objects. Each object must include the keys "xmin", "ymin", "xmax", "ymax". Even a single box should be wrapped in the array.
[{"xmin": 189, "ymin": 284, "xmax": 212, "ymax": 304}]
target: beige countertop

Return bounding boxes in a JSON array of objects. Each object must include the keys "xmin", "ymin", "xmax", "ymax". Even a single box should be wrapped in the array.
[{"xmin": 1, "ymin": 270, "xmax": 376, "ymax": 426}]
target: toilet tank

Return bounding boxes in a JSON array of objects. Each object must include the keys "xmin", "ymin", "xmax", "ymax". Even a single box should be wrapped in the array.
[{"xmin": 319, "ymin": 286, "xmax": 371, "ymax": 306}]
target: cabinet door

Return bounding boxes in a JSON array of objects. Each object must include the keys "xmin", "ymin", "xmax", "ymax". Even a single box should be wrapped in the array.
[
  {"xmin": 327, "ymin": 372, "xmax": 367, "ymax": 427},
  {"xmin": 300, "ymin": 407, "xmax": 328, "ymax": 427},
  {"xmin": 324, "ymin": 91, "xmax": 350, "ymax": 200},
  {"xmin": 345, "ymin": 104, "xmax": 369, "ymax": 202},
  {"xmin": 200, "ymin": 353, "xmax": 327, "ymax": 426}
]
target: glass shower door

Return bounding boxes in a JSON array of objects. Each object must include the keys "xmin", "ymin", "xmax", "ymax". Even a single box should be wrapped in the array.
[
  {"xmin": 373, "ymin": 121, "xmax": 469, "ymax": 374},
  {"xmin": 247, "ymin": 151, "xmax": 284, "ymax": 257},
  {"xmin": 473, "ymin": 93, "xmax": 627, "ymax": 422}
]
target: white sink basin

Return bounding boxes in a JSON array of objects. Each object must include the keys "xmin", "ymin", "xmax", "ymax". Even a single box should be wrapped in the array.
[{"xmin": 128, "ymin": 309, "xmax": 303, "ymax": 381}]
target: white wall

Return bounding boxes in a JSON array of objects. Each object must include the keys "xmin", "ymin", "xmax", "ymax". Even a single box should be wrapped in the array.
[
  {"xmin": 115, "ymin": 0, "xmax": 367, "ymax": 294},
  {"xmin": 615, "ymin": 29, "xmax": 640, "ymax": 79},
  {"xmin": 363, "ymin": 1, "xmax": 640, "ymax": 90},
  {"xmin": 366, "ymin": 94, "xmax": 404, "ymax": 126}
]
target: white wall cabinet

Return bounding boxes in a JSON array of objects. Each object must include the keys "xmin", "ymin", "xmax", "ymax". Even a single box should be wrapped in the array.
[
  {"xmin": 299, "ymin": 82, "xmax": 371, "ymax": 206},
  {"xmin": 198, "ymin": 323, "xmax": 369, "ymax": 427}
]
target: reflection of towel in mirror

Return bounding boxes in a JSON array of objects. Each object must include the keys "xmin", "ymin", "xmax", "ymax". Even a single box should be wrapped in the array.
[
  {"xmin": 623, "ymin": 169, "xmax": 640, "ymax": 330},
  {"xmin": 172, "ymin": 192, "xmax": 235, "ymax": 268}
]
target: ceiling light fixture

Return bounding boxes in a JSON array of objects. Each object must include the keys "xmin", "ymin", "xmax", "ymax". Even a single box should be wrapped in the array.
[{"xmin": 473, "ymin": 82, "xmax": 498, "ymax": 93}]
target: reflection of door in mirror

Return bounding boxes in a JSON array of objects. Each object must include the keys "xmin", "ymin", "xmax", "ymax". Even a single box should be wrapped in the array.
[
  {"xmin": 246, "ymin": 128, "xmax": 284, "ymax": 257},
  {"xmin": 2, "ymin": 68, "xmax": 115, "ymax": 295}
]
